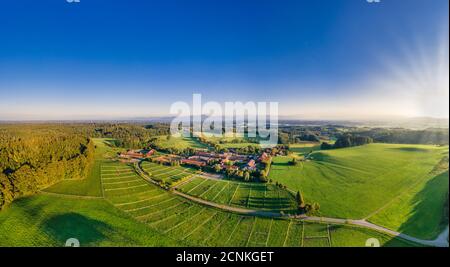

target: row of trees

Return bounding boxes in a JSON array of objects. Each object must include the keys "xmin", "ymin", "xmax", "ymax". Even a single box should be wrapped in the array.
[
  {"xmin": 321, "ymin": 135, "xmax": 373, "ymax": 150},
  {"xmin": 352, "ymin": 128, "xmax": 449, "ymax": 145},
  {"xmin": 0, "ymin": 125, "xmax": 94, "ymax": 210},
  {"xmin": 88, "ymin": 123, "xmax": 170, "ymax": 148},
  {"xmin": 295, "ymin": 191, "xmax": 320, "ymax": 215}
]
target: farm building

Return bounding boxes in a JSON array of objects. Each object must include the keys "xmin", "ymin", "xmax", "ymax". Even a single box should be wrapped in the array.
[
  {"xmin": 259, "ymin": 152, "xmax": 270, "ymax": 162},
  {"xmin": 145, "ymin": 149, "xmax": 156, "ymax": 157},
  {"xmin": 120, "ymin": 150, "xmax": 145, "ymax": 159},
  {"xmin": 181, "ymin": 159, "xmax": 206, "ymax": 167},
  {"xmin": 247, "ymin": 159, "xmax": 256, "ymax": 168}
]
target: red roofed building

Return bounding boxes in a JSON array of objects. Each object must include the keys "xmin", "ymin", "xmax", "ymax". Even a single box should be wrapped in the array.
[
  {"xmin": 181, "ymin": 159, "xmax": 206, "ymax": 167},
  {"xmin": 120, "ymin": 150, "xmax": 145, "ymax": 159},
  {"xmin": 247, "ymin": 159, "xmax": 256, "ymax": 168},
  {"xmin": 259, "ymin": 152, "xmax": 270, "ymax": 162},
  {"xmin": 145, "ymin": 149, "xmax": 156, "ymax": 157}
]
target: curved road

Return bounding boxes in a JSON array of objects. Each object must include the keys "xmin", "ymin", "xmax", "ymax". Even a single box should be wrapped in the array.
[{"xmin": 135, "ymin": 161, "xmax": 449, "ymax": 247}]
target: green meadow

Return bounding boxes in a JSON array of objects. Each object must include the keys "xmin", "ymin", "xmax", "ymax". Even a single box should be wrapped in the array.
[
  {"xmin": 368, "ymin": 170, "xmax": 449, "ymax": 239},
  {"xmin": 0, "ymin": 194, "xmax": 179, "ymax": 247},
  {"xmin": 269, "ymin": 143, "xmax": 448, "ymax": 239},
  {"xmin": 0, "ymin": 138, "xmax": 419, "ymax": 247},
  {"xmin": 289, "ymin": 142, "xmax": 322, "ymax": 156},
  {"xmin": 153, "ymin": 136, "xmax": 208, "ymax": 150}
]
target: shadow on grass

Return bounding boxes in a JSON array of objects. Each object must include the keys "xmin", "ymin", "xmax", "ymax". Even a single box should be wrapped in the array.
[
  {"xmin": 271, "ymin": 161, "xmax": 293, "ymax": 167},
  {"xmin": 42, "ymin": 212, "xmax": 112, "ymax": 246},
  {"xmin": 308, "ymin": 152, "xmax": 332, "ymax": 162},
  {"xmin": 395, "ymin": 170, "xmax": 449, "ymax": 240},
  {"xmin": 388, "ymin": 147, "xmax": 431, "ymax": 153}
]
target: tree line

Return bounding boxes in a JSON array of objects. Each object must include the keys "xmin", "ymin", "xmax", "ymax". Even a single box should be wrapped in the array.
[
  {"xmin": 351, "ymin": 128, "xmax": 449, "ymax": 145},
  {"xmin": 321, "ymin": 135, "xmax": 373, "ymax": 150}
]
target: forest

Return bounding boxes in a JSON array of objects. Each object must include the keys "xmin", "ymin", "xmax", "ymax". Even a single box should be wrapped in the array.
[{"xmin": 0, "ymin": 124, "xmax": 94, "ymax": 210}]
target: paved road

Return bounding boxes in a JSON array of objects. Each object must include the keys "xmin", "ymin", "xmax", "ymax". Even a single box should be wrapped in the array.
[
  {"xmin": 172, "ymin": 190, "xmax": 282, "ymax": 218},
  {"xmin": 298, "ymin": 216, "xmax": 449, "ymax": 247}
]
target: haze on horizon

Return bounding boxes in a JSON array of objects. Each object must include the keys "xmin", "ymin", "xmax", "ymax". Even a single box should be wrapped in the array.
[{"xmin": 0, "ymin": 0, "xmax": 448, "ymax": 121}]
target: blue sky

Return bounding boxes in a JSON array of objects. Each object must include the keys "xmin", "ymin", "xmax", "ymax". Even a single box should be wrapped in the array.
[{"xmin": 0, "ymin": 0, "xmax": 448, "ymax": 120}]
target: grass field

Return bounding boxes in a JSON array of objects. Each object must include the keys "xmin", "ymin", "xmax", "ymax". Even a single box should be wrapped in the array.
[
  {"xmin": 43, "ymin": 138, "xmax": 117, "ymax": 197},
  {"xmin": 154, "ymin": 136, "xmax": 208, "ymax": 150},
  {"xmin": 141, "ymin": 161, "xmax": 197, "ymax": 185},
  {"xmin": 218, "ymin": 142, "xmax": 260, "ymax": 149},
  {"xmin": 200, "ymin": 135, "xmax": 261, "ymax": 149},
  {"xmin": 0, "ymin": 138, "xmax": 425, "ymax": 247},
  {"xmin": 176, "ymin": 177, "xmax": 298, "ymax": 212},
  {"xmin": 289, "ymin": 142, "xmax": 322, "ymax": 156},
  {"xmin": 0, "ymin": 194, "xmax": 180, "ymax": 247},
  {"xmin": 99, "ymin": 160, "xmax": 415, "ymax": 247},
  {"xmin": 368, "ymin": 170, "xmax": 449, "ymax": 239},
  {"xmin": 269, "ymin": 143, "xmax": 449, "ymax": 239}
]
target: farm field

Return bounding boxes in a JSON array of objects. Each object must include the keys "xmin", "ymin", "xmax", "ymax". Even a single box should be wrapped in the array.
[
  {"xmin": 269, "ymin": 143, "xmax": 449, "ymax": 239},
  {"xmin": 99, "ymin": 160, "xmax": 416, "ymax": 247},
  {"xmin": 218, "ymin": 142, "xmax": 260, "ymax": 149},
  {"xmin": 176, "ymin": 176, "xmax": 298, "ymax": 213},
  {"xmin": 141, "ymin": 161, "xmax": 197, "ymax": 186},
  {"xmin": 0, "ymin": 138, "xmax": 426, "ymax": 247},
  {"xmin": 153, "ymin": 136, "xmax": 208, "ymax": 150},
  {"xmin": 200, "ymin": 135, "xmax": 260, "ymax": 149}
]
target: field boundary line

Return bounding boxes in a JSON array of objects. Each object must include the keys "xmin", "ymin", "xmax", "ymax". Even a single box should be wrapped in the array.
[
  {"xmin": 263, "ymin": 186, "xmax": 267, "ymax": 209},
  {"xmin": 162, "ymin": 172, "xmax": 190, "ymax": 182},
  {"xmin": 229, "ymin": 184, "xmax": 240, "ymax": 205},
  {"xmin": 265, "ymin": 219, "xmax": 274, "ymax": 247},
  {"xmin": 245, "ymin": 217, "xmax": 257, "ymax": 247},
  {"xmin": 150, "ymin": 205, "xmax": 196, "ymax": 227},
  {"xmin": 183, "ymin": 211, "xmax": 218, "ymax": 240},
  {"xmin": 150, "ymin": 166, "xmax": 193, "ymax": 177},
  {"xmin": 102, "ymin": 179, "xmax": 143, "ymax": 185},
  {"xmin": 100, "ymin": 168, "xmax": 133, "ymax": 172},
  {"xmin": 173, "ymin": 175, "xmax": 198, "ymax": 189},
  {"xmin": 103, "ymin": 174, "xmax": 136, "ymax": 180},
  {"xmin": 104, "ymin": 183, "xmax": 147, "ymax": 192},
  {"xmin": 99, "ymin": 164, "xmax": 105, "ymax": 198},
  {"xmin": 283, "ymin": 220, "xmax": 293, "ymax": 247},
  {"xmin": 202, "ymin": 215, "xmax": 229, "ymax": 246},
  {"xmin": 301, "ymin": 221, "xmax": 305, "ymax": 247},
  {"xmin": 136, "ymin": 202, "xmax": 184, "ymax": 220},
  {"xmin": 226, "ymin": 217, "xmax": 244, "ymax": 246},
  {"xmin": 327, "ymin": 224, "xmax": 332, "ymax": 247},
  {"xmin": 101, "ymin": 170, "xmax": 134, "ymax": 174},
  {"xmin": 211, "ymin": 181, "xmax": 229, "ymax": 201},
  {"xmin": 38, "ymin": 191, "xmax": 103, "ymax": 200},
  {"xmin": 186, "ymin": 178, "xmax": 208, "ymax": 194},
  {"xmin": 152, "ymin": 168, "xmax": 181, "ymax": 177},
  {"xmin": 199, "ymin": 181, "xmax": 219, "ymax": 198},
  {"xmin": 125, "ymin": 197, "xmax": 176, "ymax": 212},
  {"xmin": 165, "ymin": 208, "xmax": 206, "ymax": 234},
  {"xmin": 114, "ymin": 192, "xmax": 166, "ymax": 207},
  {"xmin": 246, "ymin": 187, "xmax": 252, "ymax": 208}
]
